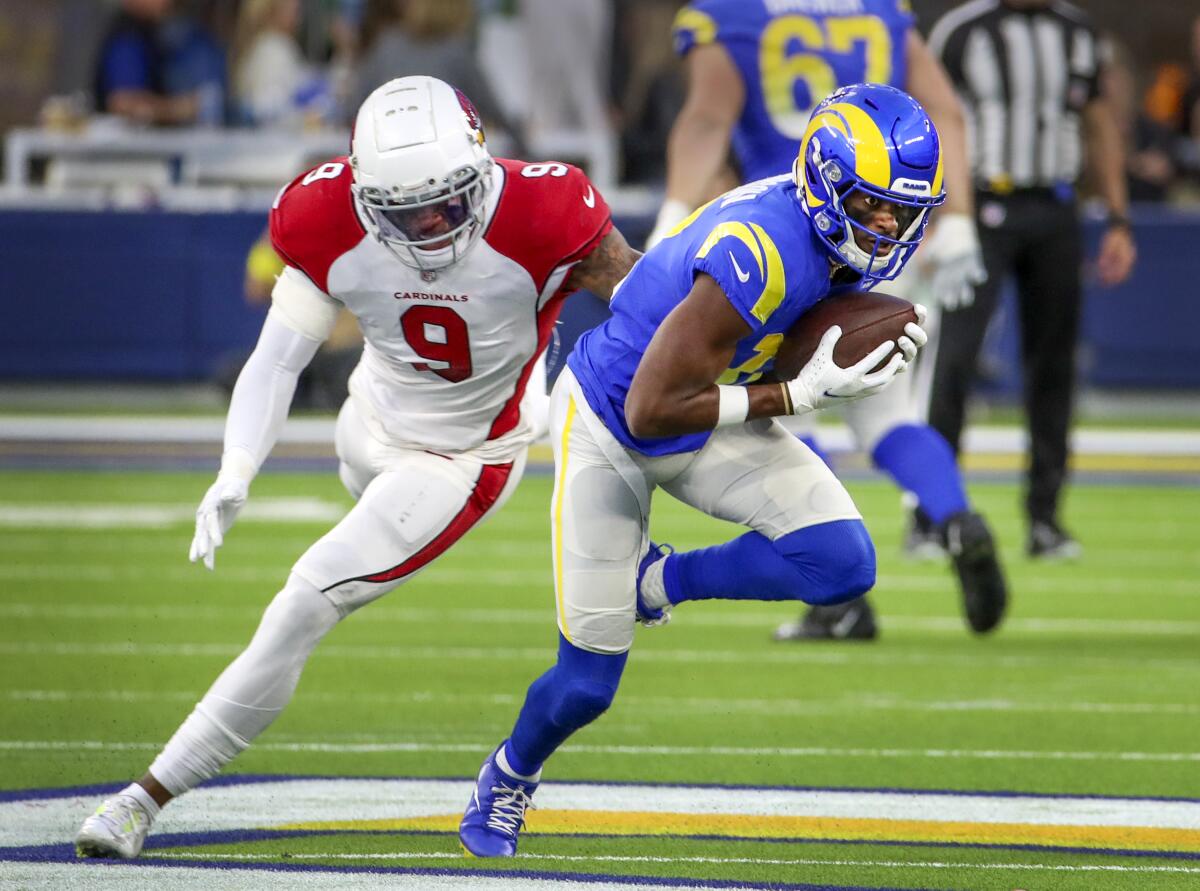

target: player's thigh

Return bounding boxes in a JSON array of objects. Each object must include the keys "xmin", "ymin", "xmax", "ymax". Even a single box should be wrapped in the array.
[
  {"xmin": 551, "ymin": 375, "xmax": 649, "ymax": 655},
  {"xmin": 662, "ymin": 419, "xmax": 860, "ymax": 540},
  {"xmin": 334, "ymin": 397, "xmax": 377, "ymax": 501},
  {"xmin": 294, "ymin": 450, "xmax": 525, "ymax": 615}
]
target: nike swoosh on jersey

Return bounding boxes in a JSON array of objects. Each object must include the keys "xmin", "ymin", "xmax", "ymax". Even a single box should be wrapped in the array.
[
  {"xmin": 729, "ymin": 251, "xmax": 751, "ymax": 283},
  {"xmin": 583, "ymin": 186, "xmax": 595, "ymax": 208}
]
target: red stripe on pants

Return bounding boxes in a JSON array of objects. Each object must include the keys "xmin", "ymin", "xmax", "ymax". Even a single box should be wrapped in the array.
[{"xmin": 323, "ymin": 461, "xmax": 515, "ymax": 590}]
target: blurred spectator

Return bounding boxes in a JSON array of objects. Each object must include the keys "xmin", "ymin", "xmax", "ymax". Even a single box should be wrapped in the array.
[
  {"xmin": 232, "ymin": 0, "xmax": 332, "ymax": 127},
  {"xmin": 610, "ymin": 0, "xmax": 684, "ymax": 185},
  {"xmin": 520, "ymin": 0, "xmax": 617, "ymax": 184},
  {"xmin": 1143, "ymin": 63, "xmax": 1189, "ymax": 130},
  {"xmin": 161, "ymin": 11, "xmax": 227, "ymax": 125},
  {"xmin": 351, "ymin": 0, "xmax": 521, "ymax": 150},
  {"xmin": 1184, "ymin": 16, "xmax": 1200, "ymax": 144},
  {"xmin": 1104, "ymin": 43, "xmax": 1178, "ymax": 203},
  {"xmin": 92, "ymin": 0, "xmax": 201, "ymax": 125}
]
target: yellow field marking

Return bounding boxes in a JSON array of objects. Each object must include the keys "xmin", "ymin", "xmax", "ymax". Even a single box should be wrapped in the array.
[
  {"xmin": 963, "ymin": 453, "xmax": 1200, "ymax": 473},
  {"xmin": 282, "ymin": 810, "xmax": 1200, "ymax": 853}
]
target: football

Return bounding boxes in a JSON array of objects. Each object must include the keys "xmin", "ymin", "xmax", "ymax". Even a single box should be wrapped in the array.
[{"xmin": 772, "ymin": 291, "xmax": 917, "ymax": 381}]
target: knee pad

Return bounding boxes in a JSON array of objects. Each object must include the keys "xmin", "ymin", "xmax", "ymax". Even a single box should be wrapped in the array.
[
  {"xmin": 550, "ymin": 634, "xmax": 625, "ymax": 726},
  {"xmin": 775, "ymin": 520, "xmax": 876, "ymax": 606},
  {"xmin": 553, "ymin": 678, "xmax": 617, "ymax": 727},
  {"xmin": 257, "ymin": 574, "xmax": 341, "ymax": 649}
]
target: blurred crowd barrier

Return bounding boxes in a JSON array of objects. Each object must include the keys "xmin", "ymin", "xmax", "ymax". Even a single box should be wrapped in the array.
[{"xmin": 1, "ymin": 205, "xmax": 1196, "ymax": 391}]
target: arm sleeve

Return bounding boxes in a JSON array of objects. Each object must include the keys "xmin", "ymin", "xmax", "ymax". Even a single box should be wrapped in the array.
[
  {"xmin": 219, "ymin": 310, "xmax": 322, "ymax": 481},
  {"xmin": 269, "ymin": 264, "xmax": 341, "ymax": 340}
]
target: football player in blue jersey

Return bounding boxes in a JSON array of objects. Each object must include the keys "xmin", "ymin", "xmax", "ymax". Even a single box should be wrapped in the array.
[
  {"xmin": 460, "ymin": 82, "xmax": 937, "ymax": 857},
  {"xmin": 649, "ymin": 0, "xmax": 1005, "ymax": 641}
]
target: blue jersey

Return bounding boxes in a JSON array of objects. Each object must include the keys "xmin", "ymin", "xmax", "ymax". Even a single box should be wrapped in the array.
[
  {"xmin": 569, "ymin": 177, "xmax": 834, "ymax": 457},
  {"xmin": 673, "ymin": 0, "xmax": 914, "ymax": 182}
]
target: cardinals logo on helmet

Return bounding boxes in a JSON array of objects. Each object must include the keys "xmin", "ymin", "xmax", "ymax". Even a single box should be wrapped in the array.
[{"xmin": 455, "ymin": 87, "xmax": 486, "ymax": 147}]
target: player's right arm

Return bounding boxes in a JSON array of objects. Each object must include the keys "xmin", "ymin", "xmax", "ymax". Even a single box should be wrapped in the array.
[
  {"xmin": 189, "ymin": 268, "xmax": 338, "ymax": 570},
  {"xmin": 648, "ymin": 41, "xmax": 745, "ymax": 248},
  {"xmin": 191, "ymin": 161, "xmax": 356, "ymax": 570},
  {"xmin": 624, "ymin": 275, "xmax": 914, "ymax": 438}
]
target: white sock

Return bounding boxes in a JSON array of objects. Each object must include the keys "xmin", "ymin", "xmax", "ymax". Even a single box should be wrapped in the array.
[
  {"xmin": 639, "ymin": 554, "xmax": 670, "ymax": 609},
  {"xmin": 120, "ymin": 782, "xmax": 160, "ymax": 821},
  {"xmin": 496, "ymin": 744, "xmax": 541, "ymax": 783}
]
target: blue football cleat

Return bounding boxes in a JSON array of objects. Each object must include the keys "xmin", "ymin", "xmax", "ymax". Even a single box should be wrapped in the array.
[
  {"xmin": 459, "ymin": 745, "xmax": 539, "ymax": 857},
  {"xmin": 635, "ymin": 541, "xmax": 673, "ymax": 627}
]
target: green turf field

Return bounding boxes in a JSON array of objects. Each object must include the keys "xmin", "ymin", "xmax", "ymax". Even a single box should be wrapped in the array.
[{"xmin": 1, "ymin": 468, "xmax": 1198, "ymax": 889}]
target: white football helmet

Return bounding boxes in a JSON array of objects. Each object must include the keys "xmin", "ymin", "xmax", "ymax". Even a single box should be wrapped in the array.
[{"xmin": 350, "ymin": 76, "xmax": 493, "ymax": 273}]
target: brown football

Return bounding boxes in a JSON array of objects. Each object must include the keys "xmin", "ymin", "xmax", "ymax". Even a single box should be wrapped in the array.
[{"xmin": 772, "ymin": 291, "xmax": 917, "ymax": 381}]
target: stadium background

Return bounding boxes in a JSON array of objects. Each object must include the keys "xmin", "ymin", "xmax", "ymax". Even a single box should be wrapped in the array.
[{"xmin": 0, "ymin": 1, "xmax": 1198, "ymax": 889}]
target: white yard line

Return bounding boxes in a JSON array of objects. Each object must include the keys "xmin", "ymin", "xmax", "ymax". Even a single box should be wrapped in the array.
[
  {"xmin": 2, "ymin": 639, "xmax": 1197, "ymax": 673},
  {"xmin": 8, "ymin": 687, "xmax": 1198, "ymax": 717},
  {"xmin": 0, "ymin": 562, "xmax": 1196, "ymax": 598},
  {"xmin": 1, "ymin": 738, "xmax": 1197, "ymax": 764},
  {"xmin": 4, "ymin": 416, "xmax": 1198, "ymax": 456},
  {"xmin": 0, "ymin": 499, "xmax": 344, "ymax": 528},
  {"xmin": 4, "ymin": 600, "xmax": 1199, "ymax": 636}
]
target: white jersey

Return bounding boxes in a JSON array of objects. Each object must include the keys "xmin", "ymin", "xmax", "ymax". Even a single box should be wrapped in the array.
[{"xmin": 269, "ymin": 157, "xmax": 613, "ymax": 456}]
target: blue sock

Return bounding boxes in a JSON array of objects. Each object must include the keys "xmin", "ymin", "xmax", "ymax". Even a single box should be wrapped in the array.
[
  {"xmin": 871, "ymin": 424, "xmax": 968, "ymax": 525},
  {"xmin": 506, "ymin": 634, "xmax": 627, "ymax": 776},
  {"xmin": 798, "ymin": 435, "xmax": 834, "ymax": 469},
  {"xmin": 663, "ymin": 519, "xmax": 875, "ymax": 607}
]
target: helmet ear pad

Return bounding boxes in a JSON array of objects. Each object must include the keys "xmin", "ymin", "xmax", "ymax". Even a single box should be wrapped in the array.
[{"xmin": 349, "ymin": 76, "xmax": 494, "ymax": 273}]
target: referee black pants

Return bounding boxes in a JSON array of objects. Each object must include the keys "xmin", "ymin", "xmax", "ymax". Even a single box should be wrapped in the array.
[{"xmin": 928, "ymin": 191, "xmax": 1082, "ymax": 525}]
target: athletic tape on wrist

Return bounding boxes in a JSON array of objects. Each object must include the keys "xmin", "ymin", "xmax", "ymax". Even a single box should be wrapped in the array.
[{"xmin": 715, "ymin": 385, "xmax": 750, "ymax": 427}]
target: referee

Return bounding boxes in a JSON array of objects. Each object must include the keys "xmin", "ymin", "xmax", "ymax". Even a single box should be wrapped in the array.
[{"xmin": 925, "ymin": 0, "xmax": 1136, "ymax": 559}]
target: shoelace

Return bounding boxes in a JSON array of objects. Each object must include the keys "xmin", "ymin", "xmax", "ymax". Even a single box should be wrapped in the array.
[{"xmin": 484, "ymin": 781, "xmax": 536, "ymax": 837}]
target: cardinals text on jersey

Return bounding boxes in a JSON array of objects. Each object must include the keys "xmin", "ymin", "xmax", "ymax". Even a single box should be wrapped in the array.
[{"xmin": 269, "ymin": 157, "xmax": 612, "ymax": 455}]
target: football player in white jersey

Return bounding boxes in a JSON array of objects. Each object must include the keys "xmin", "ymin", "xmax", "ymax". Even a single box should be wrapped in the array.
[{"xmin": 74, "ymin": 75, "xmax": 638, "ymax": 860}]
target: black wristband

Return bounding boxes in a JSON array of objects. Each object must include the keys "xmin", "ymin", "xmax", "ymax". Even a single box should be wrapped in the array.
[{"xmin": 1106, "ymin": 213, "xmax": 1132, "ymax": 231}]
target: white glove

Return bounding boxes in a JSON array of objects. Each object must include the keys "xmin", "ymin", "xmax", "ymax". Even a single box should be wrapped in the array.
[
  {"xmin": 895, "ymin": 303, "xmax": 929, "ymax": 367},
  {"xmin": 644, "ymin": 199, "xmax": 691, "ymax": 251},
  {"xmin": 784, "ymin": 316, "xmax": 925, "ymax": 414},
  {"xmin": 189, "ymin": 475, "xmax": 249, "ymax": 570},
  {"xmin": 918, "ymin": 212, "xmax": 986, "ymax": 310}
]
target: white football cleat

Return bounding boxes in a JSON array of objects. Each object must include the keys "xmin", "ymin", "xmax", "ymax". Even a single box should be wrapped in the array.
[{"xmin": 75, "ymin": 793, "xmax": 154, "ymax": 859}]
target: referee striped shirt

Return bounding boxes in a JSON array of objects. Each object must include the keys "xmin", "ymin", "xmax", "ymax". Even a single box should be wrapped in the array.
[{"xmin": 928, "ymin": 0, "xmax": 1104, "ymax": 192}]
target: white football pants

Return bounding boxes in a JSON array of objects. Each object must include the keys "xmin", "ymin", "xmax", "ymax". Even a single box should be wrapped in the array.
[
  {"xmin": 551, "ymin": 368, "xmax": 861, "ymax": 656},
  {"xmin": 149, "ymin": 398, "xmax": 525, "ymax": 797}
]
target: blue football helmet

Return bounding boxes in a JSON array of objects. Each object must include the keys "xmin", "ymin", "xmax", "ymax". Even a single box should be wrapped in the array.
[{"xmin": 794, "ymin": 83, "xmax": 946, "ymax": 288}]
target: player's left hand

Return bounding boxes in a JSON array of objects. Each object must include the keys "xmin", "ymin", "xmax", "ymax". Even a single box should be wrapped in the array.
[
  {"xmin": 895, "ymin": 304, "xmax": 929, "ymax": 369},
  {"xmin": 189, "ymin": 475, "xmax": 249, "ymax": 571},
  {"xmin": 1096, "ymin": 224, "xmax": 1136, "ymax": 287},
  {"xmin": 919, "ymin": 213, "xmax": 986, "ymax": 311}
]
